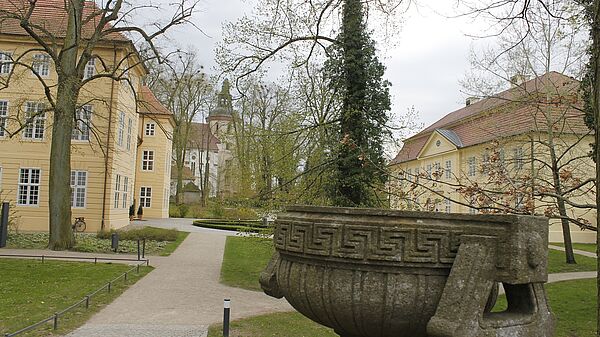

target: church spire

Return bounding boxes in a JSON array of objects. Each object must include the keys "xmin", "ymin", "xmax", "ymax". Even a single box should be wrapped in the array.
[{"xmin": 210, "ymin": 79, "xmax": 233, "ymax": 116}]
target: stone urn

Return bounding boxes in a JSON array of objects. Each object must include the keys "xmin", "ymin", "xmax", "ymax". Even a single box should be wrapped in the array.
[{"xmin": 260, "ymin": 206, "xmax": 554, "ymax": 337}]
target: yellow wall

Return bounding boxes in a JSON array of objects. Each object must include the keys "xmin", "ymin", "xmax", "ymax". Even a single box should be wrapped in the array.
[
  {"xmin": 390, "ymin": 132, "xmax": 596, "ymax": 244},
  {"xmin": 0, "ymin": 36, "xmax": 169, "ymax": 232},
  {"xmin": 134, "ymin": 114, "xmax": 173, "ymax": 219}
]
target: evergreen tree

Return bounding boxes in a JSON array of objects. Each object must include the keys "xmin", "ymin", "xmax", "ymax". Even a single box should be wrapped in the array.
[{"xmin": 325, "ymin": 0, "xmax": 392, "ymax": 207}]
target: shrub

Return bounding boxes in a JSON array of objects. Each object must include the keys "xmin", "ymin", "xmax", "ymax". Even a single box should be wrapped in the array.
[
  {"xmin": 179, "ymin": 204, "xmax": 190, "ymax": 218},
  {"xmin": 97, "ymin": 227, "xmax": 178, "ymax": 242}
]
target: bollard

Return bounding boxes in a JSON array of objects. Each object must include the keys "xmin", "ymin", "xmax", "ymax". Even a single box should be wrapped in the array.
[
  {"xmin": 53, "ymin": 313, "xmax": 58, "ymax": 330},
  {"xmin": 223, "ymin": 298, "xmax": 231, "ymax": 337},
  {"xmin": 137, "ymin": 240, "xmax": 140, "ymax": 260},
  {"xmin": 85, "ymin": 295, "xmax": 90, "ymax": 309},
  {"xmin": 0, "ymin": 202, "xmax": 8, "ymax": 248},
  {"xmin": 124, "ymin": 272, "xmax": 128, "ymax": 282},
  {"xmin": 111, "ymin": 233, "xmax": 119, "ymax": 252},
  {"xmin": 142, "ymin": 239, "xmax": 146, "ymax": 258},
  {"xmin": 108, "ymin": 282, "xmax": 112, "ymax": 293}
]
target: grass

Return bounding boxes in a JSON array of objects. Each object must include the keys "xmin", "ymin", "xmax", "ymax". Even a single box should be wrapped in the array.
[
  {"xmin": 220, "ymin": 236, "xmax": 274, "ymax": 291},
  {"xmin": 551, "ymin": 242, "xmax": 597, "ymax": 254},
  {"xmin": 0, "ymin": 258, "xmax": 152, "ymax": 336},
  {"xmin": 209, "ymin": 279, "xmax": 596, "ymax": 337},
  {"xmin": 7, "ymin": 227, "xmax": 188, "ymax": 256},
  {"xmin": 548, "ymin": 249, "xmax": 597, "ymax": 273},
  {"xmin": 492, "ymin": 279, "xmax": 595, "ymax": 337},
  {"xmin": 207, "ymin": 311, "xmax": 337, "ymax": 337}
]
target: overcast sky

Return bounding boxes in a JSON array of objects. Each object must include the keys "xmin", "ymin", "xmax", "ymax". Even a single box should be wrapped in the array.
[{"xmin": 163, "ymin": 0, "xmax": 484, "ymax": 135}]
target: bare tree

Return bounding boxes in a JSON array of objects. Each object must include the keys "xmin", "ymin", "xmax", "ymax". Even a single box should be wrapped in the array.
[
  {"xmin": 0, "ymin": 0, "xmax": 196, "ymax": 249},
  {"xmin": 147, "ymin": 51, "xmax": 212, "ymax": 205}
]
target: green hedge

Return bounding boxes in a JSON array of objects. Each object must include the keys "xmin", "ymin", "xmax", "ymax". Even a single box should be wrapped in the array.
[
  {"xmin": 192, "ymin": 220, "xmax": 271, "ymax": 233},
  {"xmin": 97, "ymin": 226, "xmax": 179, "ymax": 242}
]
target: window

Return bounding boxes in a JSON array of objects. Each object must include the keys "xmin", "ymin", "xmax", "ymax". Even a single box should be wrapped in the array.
[
  {"xmin": 190, "ymin": 161, "xmax": 196, "ymax": 175},
  {"xmin": 18, "ymin": 168, "xmax": 40, "ymax": 206},
  {"xmin": 24, "ymin": 102, "xmax": 45, "ymax": 140},
  {"xmin": 445, "ymin": 160, "xmax": 452, "ymax": 179},
  {"xmin": 145, "ymin": 123, "xmax": 155, "ymax": 136},
  {"xmin": 72, "ymin": 105, "xmax": 92, "ymax": 141},
  {"xmin": 434, "ymin": 162, "xmax": 441, "ymax": 179},
  {"xmin": 70, "ymin": 171, "xmax": 87, "ymax": 208},
  {"xmin": 513, "ymin": 147, "xmax": 524, "ymax": 169},
  {"xmin": 0, "ymin": 100, "xmax": 7, "ymax": 137},
  {"xmin": 414, "ymin": 167, "xmax": 420, "ymax": 183},
  {"xmin": 32, "ymin": 54, "xmax": 51, "ymax": 77},
  {"xmin": 0, "ymin": 52, "xmax": 12, "ymax": 74},
  {"xmin": 122, "ymin": 177, "xmax": 129, "ymax": 209},
  {"xmin": 83, "ymin": 57, "xmax": 95, "ymax": 80},
  {"xmin": 126, "ymin": 118, "xmax": 132, "ymax": 151},
  {"xmin": 482, "ymin": 153, "xmax": 490, "ymax": 174},
  {"xmin": 467, "ymin": 157, "xmax": 476, "ymax": 177},
  {"xmin": 140, "ymin": 187, "xmax": 152, "ymax": 208},
  {"xmin": 114, "ymin": 175, "xmax": 121, "ymax": 208},
  {"xmin": 117, "ymin": 112, "xmax": 125, "ymax": 146},
  {"xmin": 142, "ymin": 150, "xmax": 154, "ymax": 171},
  {"xmin": 445, "ymin": 198, "xmax": 451, "ymax": 213},
  {"xmin": 406, "ymin": 168, "xmax": 412, "ymax": 182},
  {"xmin": 426, "ymin": 164, "xmax": 432, "ymax": 179}
]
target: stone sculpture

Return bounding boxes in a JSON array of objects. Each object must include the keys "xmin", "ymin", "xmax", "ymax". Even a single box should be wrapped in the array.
[{"xmin": 260, "ymin": 206, "xmax": 554, "ymax": 337}]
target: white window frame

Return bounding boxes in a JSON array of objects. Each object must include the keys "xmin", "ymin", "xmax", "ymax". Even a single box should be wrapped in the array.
[
  {"xmin": 445, "ymin": 198, "xmax": 452, "ymax": 213},
  {"xmin": 72, "ymin": 105, "xmax": 92, "ymax": 141},
  {"xmin": 32, "ymin": 53, "xmax": 51, "ymax": 77},
  {"xmin": 513, "ymin": 147, "xmax": 524, "ymax": 169},
  {"xmin": 145, "ymin": 122, "xmax": 156, "ymax": 136},
  {"xmin": 117, "ymin": 112, "xmax": 125, "ymax": 146},
  {"xmin": 142, "ymin": 150, "xmax": 154, "ymax": 171},
  {"xmin": 114, "ymin": 174, "xmax": 121, "ymax": 209},
  {"xmin": 126, "ymin": 117, "xmax": 132, "ymax": 151},
  {"xmin": 0, "ymin": 100, "xmax": 7, "ymax": 138},
  {"xmin": 122, "ymin": 176, "xmax": 129, "ymax": 209},
  {"xmin": 0, "ymin": 52, "xmax": 12, "ymax": 75},
  {"xmin": 70, "ymin": 170, "xmax": 87, "ymax": 208},
  {"xmin": 83, "ymin": 57, "xmax": 95, "ymax": 80},
  {"xmin": 140, "ymin": 186, "xmax": 152, "ymax": 208},
  {"xmin": 445, "ymin": 160, "xmax": 452, "ymax": 179},
  {"xmin": 17, "ymin": 168, "xmax": 41, "ymax": 206},
  {"xmin": 467, "ymin": 157, "xmax": 476, "ymax": 177},
  {"xmin": 23, "ymin": 102, "xmax": 45, "ymax": 140}
]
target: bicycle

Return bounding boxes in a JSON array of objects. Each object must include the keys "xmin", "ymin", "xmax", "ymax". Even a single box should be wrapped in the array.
[{"xmin": 72, "ymin": 217, "xmax": 86, "ymax": 233}]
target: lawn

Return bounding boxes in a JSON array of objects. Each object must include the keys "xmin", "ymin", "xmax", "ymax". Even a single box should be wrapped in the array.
[
  {"xmin": 6, "ymin": 227, "xmax": 188, "ymax": 256},
  {"xmin": 551, "ymin": 242, "xmax": 597, "ymax": 254},
  {"xmin": 547, "ymin": 249, "xmax": 597, "ymax": 273},
  {"xmin": 209, "ymin": 279, "xmax": 596, "ymax": 337},
  {"xmin": 0, "ymin": 258, "xmax": 152, "ymax": 336},
  {"xmin": 220, "ymin": 236, "xmax": 273, "ymax": 291}
]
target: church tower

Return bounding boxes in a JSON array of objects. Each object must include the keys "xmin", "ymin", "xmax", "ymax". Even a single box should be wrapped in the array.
[
  {"xmin": 207, "ymin": 79, "xmax": 234, "ymax": 138},
  {"xmin": 207, "ymin": 80, "xmax": 235, "ymax": 197}
]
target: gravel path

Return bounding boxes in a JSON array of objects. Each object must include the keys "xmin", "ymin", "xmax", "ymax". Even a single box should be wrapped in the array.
[{"xmin": 64, "ymin": 219, "xmax": 292, "ymax": 337}]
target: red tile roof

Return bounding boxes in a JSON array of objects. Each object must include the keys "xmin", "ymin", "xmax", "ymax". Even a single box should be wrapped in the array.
[
  {"xmin": 138, "ymin": 86, "xmax": 173, "ymax": 116},
  {"xmin": 0, "ymin": 0, "xmax": 129, "ymax": 41},
  {"xmin": 189, "ymin": 122, "xmax": 220, "ymax": 152},
  {"xmin": 390, "ymin": 72, "xmax": 587, "ymax": 165}
]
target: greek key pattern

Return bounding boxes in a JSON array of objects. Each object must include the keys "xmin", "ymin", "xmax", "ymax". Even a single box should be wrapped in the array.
[{"xmin": 275, "ymin": 220, "xmax": 466, "ymax": 265}]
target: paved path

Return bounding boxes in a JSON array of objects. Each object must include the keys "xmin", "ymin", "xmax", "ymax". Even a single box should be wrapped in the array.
[
  {"xmin": 65, "ymin": 220, "xmax": 292, "ymax": 337},
  {"xmin": 549, "ymin": 244, "xmax": 597, "ymax": 258}
]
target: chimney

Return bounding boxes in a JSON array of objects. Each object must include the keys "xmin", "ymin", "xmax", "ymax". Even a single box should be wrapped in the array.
[
  {"xmin": 465, "ymin": 97, "xmax": 479, "ymax": 106},
  {"xmin": 510, "ymin": 74, "xmax": 530, "ymax": 87}
]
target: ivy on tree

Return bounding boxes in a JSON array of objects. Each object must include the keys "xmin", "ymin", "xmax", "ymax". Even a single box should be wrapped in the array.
[{"xmin": 325, "ymin": 0, "xmax": 391, "ymax": 207}]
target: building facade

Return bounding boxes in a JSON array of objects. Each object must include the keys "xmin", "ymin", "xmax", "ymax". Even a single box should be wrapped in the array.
[
  {"xmin": 389, "ymin": 72, "xmax": 596, "ymax": 243},
  {"xmin": 0, "ymin": 0, "xmax": 172, "ymax": 232}
]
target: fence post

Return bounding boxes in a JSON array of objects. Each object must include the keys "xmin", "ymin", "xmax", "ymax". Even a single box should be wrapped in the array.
[
  {"xmin": 85, "ymin": 295, "xmax": 90, "ymax": 309},
  {"xmin": 53, "ymin": 313, "xmax": 58, "ymax": 330},
  {"xmin": 223, "ymin": 298, "xmax": 231, "ymax": 337},
  {"xmin": 142, "ymin": 239, "xmax": 146, "ymax": 258},
  {"xmin": 0, "ymin": 202, "xmax": 8, "ymax": 248},
  {"xmin": 124, "ymin": 272, "xmax": 128, "ymax": 282},
  {"xmin": 137, "ymin": 240, "xmax": 140, "ymax": 260},
  {"xmin": 108, "ymin": 282, "xmax": 112, "ymax": 293}
]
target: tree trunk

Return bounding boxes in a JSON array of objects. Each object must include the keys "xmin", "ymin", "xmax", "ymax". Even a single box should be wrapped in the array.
[
  {"xmin": 48, "ymin": 1, "xmax": 84, "ymax": 250},
  {"xmin": 557, "ymin": 199, "xmax": 577, "ymax": 264}
]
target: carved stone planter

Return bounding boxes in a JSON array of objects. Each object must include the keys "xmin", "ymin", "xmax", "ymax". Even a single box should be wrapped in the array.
[{"xmin": 260, "ymin": 206, "xmax": 554, "ymax": 337}]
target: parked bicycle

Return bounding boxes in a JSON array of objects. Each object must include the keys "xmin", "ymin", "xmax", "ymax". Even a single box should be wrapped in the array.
[{"xmin": 72, "ymin": 217, "xmax": 86, "ymax": 233}]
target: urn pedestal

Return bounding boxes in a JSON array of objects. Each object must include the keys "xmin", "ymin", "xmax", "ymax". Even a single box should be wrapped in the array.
[{"xmin": 260, "ymin": 206, "xmax": 554, "ymax": 337}]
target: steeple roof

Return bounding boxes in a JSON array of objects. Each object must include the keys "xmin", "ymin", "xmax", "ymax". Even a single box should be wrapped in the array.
[{"xmin": 209, "ymin": 80, "xmax": 233, "ymax": 117}]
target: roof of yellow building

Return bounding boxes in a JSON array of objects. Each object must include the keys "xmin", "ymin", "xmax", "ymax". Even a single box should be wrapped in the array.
[
  {"xmin": 391, "ymin": 72, "xmax": 587, "ymax": 165},
  {"xmin": 0, "ymin": 0, "xmax": 129, "ymax": 42},
  {"xmin": 138, "ymin": 86, "xmax": 173, "ymax": 116}
]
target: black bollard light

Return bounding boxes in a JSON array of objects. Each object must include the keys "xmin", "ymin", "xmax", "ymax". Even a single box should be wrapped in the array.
[
  {"xmin": 0, "ymin": 202, "xmax": 8, "ymax": 248},
  {"xmin": 223, "ymin": 298, "xmax": 231, "ymax": 337}
]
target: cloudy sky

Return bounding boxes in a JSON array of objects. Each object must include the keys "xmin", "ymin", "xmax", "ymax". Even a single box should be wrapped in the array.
[{"xmin": 163, "ymin": 0, "xmax": 485, "ymax": 134}]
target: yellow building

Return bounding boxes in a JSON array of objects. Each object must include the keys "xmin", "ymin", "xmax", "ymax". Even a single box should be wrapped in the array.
[
  {"xmin": 389, "ymin": 72, "xmax": 596, "ymax": 243},
  {"xmin": 0, "ymin": 0, "xmax": 172, "ymax": 232}
]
